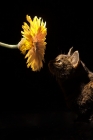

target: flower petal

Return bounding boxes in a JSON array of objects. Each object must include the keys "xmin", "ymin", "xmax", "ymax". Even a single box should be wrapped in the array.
[{"xmin": 18, "ymin": 15, "xmax": 47, "ymax": 71}]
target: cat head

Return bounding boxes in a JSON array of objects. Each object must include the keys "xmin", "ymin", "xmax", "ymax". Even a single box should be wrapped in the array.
[{"xmin": 48, "ymin": 47, "xmax": 80, "ymax": 80}]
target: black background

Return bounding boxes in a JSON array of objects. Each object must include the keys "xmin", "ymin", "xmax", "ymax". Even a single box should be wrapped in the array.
[{"xmin": 0, "ymin": 1, "xmax": 93, "ymax": 139}]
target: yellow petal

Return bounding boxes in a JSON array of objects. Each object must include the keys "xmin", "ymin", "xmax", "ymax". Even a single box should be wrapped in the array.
[{"xmin": 19, "ymin": 15, "xmax": 47, "ymax": 71}]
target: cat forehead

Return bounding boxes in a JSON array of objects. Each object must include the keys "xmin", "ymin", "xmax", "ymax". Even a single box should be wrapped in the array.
[{"xmin": 55, "ymin": 54, "xmax": 69, "ymax": 60}]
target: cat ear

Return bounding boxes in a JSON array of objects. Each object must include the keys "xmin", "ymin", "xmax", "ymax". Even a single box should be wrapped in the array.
[
  {"xmin": 68, "ymin": 47, "xmax": 73, "ymax": 56},
  {"xmin": 68, "ymin": 51, "xmax": 79, "ymax": 68}
]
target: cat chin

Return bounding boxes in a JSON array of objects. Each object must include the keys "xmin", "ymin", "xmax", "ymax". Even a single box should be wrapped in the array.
[
  {"xmin": 48, "ymin": 61, "xmax": 54, "ymax": 73},
  {"xmin": 48, "ymin": 61, "xmax": 70, "ymax": 80},
  {"xmin": 49, "ymin": 63, "xmax": 67, "ymax": 79}
]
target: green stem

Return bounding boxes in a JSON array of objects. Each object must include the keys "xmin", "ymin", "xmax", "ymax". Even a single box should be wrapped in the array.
[{"xmin": 0, "ymin": 42, "xmax": 18, "ymax": 49}]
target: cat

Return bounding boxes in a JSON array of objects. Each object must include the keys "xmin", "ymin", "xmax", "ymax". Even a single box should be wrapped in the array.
[{"xmin": 48, "ymin": 47, "xmax": 93, "ymax": 122}]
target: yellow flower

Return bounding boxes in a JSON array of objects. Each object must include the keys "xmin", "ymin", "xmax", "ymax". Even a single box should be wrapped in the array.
[{"xmin": 18, "ymin": 15, "xmax": 47, "ymax": 71}]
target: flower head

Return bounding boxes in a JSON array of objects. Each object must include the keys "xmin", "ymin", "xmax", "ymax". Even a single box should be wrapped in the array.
[{"xmin": 18, "ymin": 15, "xmax": 47, "ymax": 71}]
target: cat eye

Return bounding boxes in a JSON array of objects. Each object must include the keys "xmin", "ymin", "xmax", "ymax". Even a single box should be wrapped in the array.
[{"xmin": 56, "ymin": 60, "xmax": 61, "ymax": 63}]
